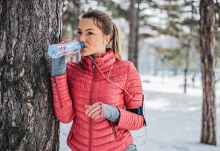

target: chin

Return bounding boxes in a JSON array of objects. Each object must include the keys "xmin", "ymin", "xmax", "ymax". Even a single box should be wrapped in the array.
[{"xmin": 80, "ymin": 52, "xmax": 90, "ymax": 57}]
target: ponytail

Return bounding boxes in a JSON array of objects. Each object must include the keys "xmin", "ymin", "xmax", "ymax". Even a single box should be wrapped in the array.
[{"xmin": 112, "ymin": 22, "xmax": 122, "ymax": 59}]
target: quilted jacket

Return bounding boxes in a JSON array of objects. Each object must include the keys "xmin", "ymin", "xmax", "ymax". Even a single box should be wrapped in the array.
[{"xmin": 50, "ymin": 49, "xmax": 144, "ymax": 151}]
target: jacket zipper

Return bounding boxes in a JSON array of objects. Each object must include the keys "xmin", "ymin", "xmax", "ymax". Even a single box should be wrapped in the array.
[
  {"xmin": 89, "ymin": 56, "xmax": 96, "ymax": 151},
  {"xmin": 111, "ymin": 122, "xmax": 117, "ymax": 139},
  {"xmin": 52, "ymin": 77, "xmax": 63, "ymax": 108}
]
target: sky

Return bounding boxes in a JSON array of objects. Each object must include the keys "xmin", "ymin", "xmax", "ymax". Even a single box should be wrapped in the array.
[{"xmin": 59, "ymin": 73, "xmax": 220, "ymax": 151}]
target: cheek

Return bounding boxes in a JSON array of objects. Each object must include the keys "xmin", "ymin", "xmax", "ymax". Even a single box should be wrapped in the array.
[
  {"xmin": 89, "ymin": 37, "xmax": 101, "ymax": 45},
  {"xmin": 91, "ymin": 40, "xmax": 102, "ymax": 49}
]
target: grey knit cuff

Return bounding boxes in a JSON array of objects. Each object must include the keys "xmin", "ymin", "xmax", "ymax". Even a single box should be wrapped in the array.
[
  {"xmin": 51, "ymin": 56, "xmax": 66, "ymax": 76},
  {"xmin": 102, "ymin": 104, "xmax": 120, "ymax": 124}
]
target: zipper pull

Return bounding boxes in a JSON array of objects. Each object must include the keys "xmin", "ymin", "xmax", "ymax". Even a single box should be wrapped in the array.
[
  {"xmin": 91, "ymin": 55, "xmax": 95, "ymax": 68},
  {"xmin": 111, "ymin": 123, "xmax": 116, "ymax": 135}
]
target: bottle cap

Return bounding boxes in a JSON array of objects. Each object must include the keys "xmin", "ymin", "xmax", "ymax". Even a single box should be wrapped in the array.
[{"xmin": 79, "ymin": 42, "xmax": 85, "ymax": 48}]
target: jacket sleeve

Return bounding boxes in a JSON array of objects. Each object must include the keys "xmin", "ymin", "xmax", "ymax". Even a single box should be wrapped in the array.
[
  {"xmin": 117, "ymin": 62, "xmax": 144, "ymax": 130},
  {"xmin": 50, "ymin": 74, "xmax": 75, "ymax": 123}
]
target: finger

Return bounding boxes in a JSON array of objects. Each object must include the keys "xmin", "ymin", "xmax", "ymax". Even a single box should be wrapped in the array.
[
  {"xmin": 85, "ymin": 104, "xmax": 94, "ymax": 116},
  {"xmin": 85, "ymin": 106, "xmax": 92, "ymax": 116},
  {"xmin": 87, "ymin": 104, "xmax": 101, "ymax": 117},
  {"xmin": 90, "ymin": 109, "xmax": 100, "ymax": 118},
  {"xmin": 94, "ymin": 114, "xmax": 101, "ymax": 119},
  {"xmin": 59, "ymin": 41, "xmax": 64, "ymax": 44},
  {"xmin": 65, "ymin": 53, "xmax": 76, "ymax": 62},
  {"xmin": 59, "ymin": 40, "xmax": 66, "ymax": 44},
  {"xmin": 85, "ymin": 105, "xmax": 90, "ymax": 108},
  {"xmin": 63, "ymin": 37, "xmax": 70, "ymax": 43},
  {"xmin": 92, "ymin": 103, "xmax": 102, "ymax": 110},
  {"xmin": 65, "ymin": 37, "xmax": 70, "ymax": 41},
  {"xmin": 90, "ymin": 103, "xmax": 101, "ymax": 113},
  {"xmin": 87, "ymin": 108, "xmax": 96, "ymax": 117},
  {"xmin": 85, "ymin": 104, "xmax": 95, "ymax": 117},
  {"xmin": 85, "ymin": 103, "xmax": 101, "ymax": 117},
  {"xmin": 59, "ymin": 37, "xmax": 70, "ymax": 44},
  {"xmin": 92, "ymin": 110, "xmax": 101, "ymax": 119}
]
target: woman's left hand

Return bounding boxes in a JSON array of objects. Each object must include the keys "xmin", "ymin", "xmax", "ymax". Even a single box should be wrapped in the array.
[{"xmin": 85, "ymin": 103, "xmax": 102, "ymax": 120}]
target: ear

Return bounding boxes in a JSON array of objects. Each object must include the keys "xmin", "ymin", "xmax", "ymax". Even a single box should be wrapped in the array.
[{"xmin": 105, "ymin": 35, "xmax": 111, "ymax": 45}]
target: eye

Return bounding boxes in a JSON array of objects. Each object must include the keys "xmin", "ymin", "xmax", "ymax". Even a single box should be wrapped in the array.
[
  {"xmin": 78, "ymin": 31, "xmax": 82, "ymax": 35},
  {"xmin": 88, "ymin": 32, "xmax": 93, "ymax": 35}
]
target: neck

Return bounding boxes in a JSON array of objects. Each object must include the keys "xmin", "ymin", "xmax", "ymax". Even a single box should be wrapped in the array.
[{"xmin": 93, "ymin": 48, "xmax": 106, "ymax": 56}]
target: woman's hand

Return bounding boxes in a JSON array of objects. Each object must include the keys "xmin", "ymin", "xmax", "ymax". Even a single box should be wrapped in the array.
[
  {"xmin": 85, "ymin": 102, "xmax": 102, "ymax": 120},
  {"xmin": 59, "ymin": 37, "xmax": 76, "ymax": 62}
]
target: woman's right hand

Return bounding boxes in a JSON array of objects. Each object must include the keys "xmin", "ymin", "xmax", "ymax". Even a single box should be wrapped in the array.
[{"xmin": 59, "ymin": 37, "xmax": 77, "ymax": 63}]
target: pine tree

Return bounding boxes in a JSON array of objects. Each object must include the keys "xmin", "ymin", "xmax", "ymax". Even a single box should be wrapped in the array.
[
  {"xmin": 142, "ymin": 0, "xmax": 200, "ymax": 90},
  {"xmin": 199, "ymin": 0, "xmax": 216, "ymax": 145}
]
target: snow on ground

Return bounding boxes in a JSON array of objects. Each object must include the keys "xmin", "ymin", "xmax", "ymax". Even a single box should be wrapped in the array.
[{"xmin": 59, "ymin": 74, "xmax": 220, "ymax": 151}]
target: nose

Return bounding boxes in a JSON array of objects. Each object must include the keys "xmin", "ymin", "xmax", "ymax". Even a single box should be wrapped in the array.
[{"xmin": 77, "ymin": 34, "xmax": 86, "ymax": 42}]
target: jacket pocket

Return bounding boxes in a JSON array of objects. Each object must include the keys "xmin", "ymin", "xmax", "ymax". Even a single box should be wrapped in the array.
[
  {"xmin": 115, "ymin": 129, "xmax": 124, "ymax": 142},
  {"xmin": 111, "ymin": 123, "xmax": 117, "ymax": 139}
]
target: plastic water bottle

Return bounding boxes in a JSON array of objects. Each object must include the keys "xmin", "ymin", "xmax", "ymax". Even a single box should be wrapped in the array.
[{"xmin": 48, "ymin": 40, "xmax": 84, "ymax": 58}]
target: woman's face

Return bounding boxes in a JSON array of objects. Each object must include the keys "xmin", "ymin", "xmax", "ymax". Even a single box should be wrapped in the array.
[{"xmin": 77, "ymin": 18, "xmax": 109, "ymax": 56}]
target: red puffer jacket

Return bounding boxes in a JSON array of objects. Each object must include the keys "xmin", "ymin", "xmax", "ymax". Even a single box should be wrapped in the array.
[{"xmin": 50, "ymin": 49, "xmax": 144, "ymax": 151}]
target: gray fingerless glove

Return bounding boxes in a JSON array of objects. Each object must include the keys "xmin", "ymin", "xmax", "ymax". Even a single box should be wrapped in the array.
[
  {"xmin": 102, "ymin": 104, "xmax": 120, "ymax": 124},
  {"xmin": 51, "ymin": 56, "xmax": 66, "ymax": 76}
]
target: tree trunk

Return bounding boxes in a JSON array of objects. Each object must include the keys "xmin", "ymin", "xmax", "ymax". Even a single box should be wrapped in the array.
[
  {"xmin": 72, "ymin": 0, "xmax": 80, "ymax": 61},
  {"xmin": 184, "ymin": 1, "xmax": 194, "ymax": 93},
  {"xmin": 215, "ymin": 1, "xmax": 220, "ymax": 27},
  {"xmin": 199, "ymin": 0, "xmax": 216, "ymax": 145},
  {"xmin": 184, "ymin": 46, "xmax": 190, "ymax": 93},
  {"xmin": 0, "ymin": 0, "xmax": 64, "ymax": 150},
  {"xmin": 128, "ymin": 0, "xmax": 138, "ymax": 68},
  {"xmin": 134, "ymin": 2, "xmax": 140, "ymax": 71}
]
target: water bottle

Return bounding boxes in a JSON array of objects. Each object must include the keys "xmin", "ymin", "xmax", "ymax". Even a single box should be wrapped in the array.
[{"xmin": 48, "ymin": 40, "xmax": 84, "ymax": 58}]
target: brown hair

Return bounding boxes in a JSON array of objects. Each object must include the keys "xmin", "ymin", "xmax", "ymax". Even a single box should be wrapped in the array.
[{"xmin": 82, "ymin": 10, "xmax": 121, "ymax": 59}]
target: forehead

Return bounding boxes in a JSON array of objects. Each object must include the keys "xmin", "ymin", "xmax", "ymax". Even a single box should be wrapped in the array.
[{"xmin": 78, "ymin": 18, "xmax": 100, "ymax": 31}]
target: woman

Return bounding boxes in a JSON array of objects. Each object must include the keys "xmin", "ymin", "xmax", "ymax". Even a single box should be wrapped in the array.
[{"xmin": 51, "ymin": 10, "xmax": 145, "ymax": 151}]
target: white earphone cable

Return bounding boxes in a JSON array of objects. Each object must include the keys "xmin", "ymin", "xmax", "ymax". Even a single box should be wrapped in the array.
[{"xmin": 89, "ymin": 56, "xmax": 141, "ymax": 101}]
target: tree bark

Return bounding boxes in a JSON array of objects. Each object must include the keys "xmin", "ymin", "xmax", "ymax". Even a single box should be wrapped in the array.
[
  {"xmin": 128, "ymin": 0, "xmax": 138, "ymax": 68},
  {"xmin": 199, "ymin": 0, "xmax": 216, "ymax": 145},
  {"xmin": 215, "ymin": 0, "xmax": 220, "ymax": 27},
  {"xmin": 0, "ymin": 0, "xmax": 64, "ymax": 150}
]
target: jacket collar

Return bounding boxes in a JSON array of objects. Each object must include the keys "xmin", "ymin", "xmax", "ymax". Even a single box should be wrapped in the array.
[{"xmin": 80, "ymin": 48, "xmax": 116, "ymax": 71}]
